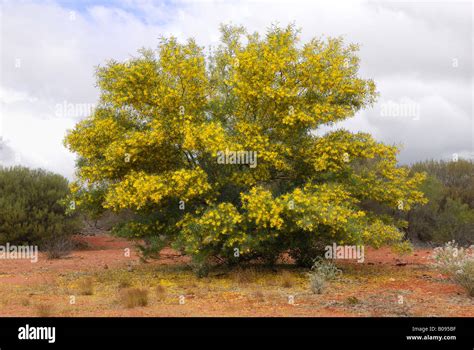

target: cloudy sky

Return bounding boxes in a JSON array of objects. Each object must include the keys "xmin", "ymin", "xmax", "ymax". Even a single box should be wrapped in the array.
[{"xmin": 0, "ymin": 0, "xmax": 473, "ymax": 179}]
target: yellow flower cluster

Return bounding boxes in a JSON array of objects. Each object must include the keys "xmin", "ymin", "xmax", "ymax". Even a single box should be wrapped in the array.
[
  {"xmin": 279, "ymin": 184, "xmax": 365, "ymax": 233},
  {"xmin": 241, "ymin": 187, "xmax": 284, "ymax": 229},
  {"xmin": 104, "ymin": 168, "xmax": 211, "ymax": 210},
  {"xmin": 178, "ymin": 203, "xmax": 244, "ymax": 254}
]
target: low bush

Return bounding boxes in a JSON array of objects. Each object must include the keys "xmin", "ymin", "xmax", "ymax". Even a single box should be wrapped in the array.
[
  {"xmin": 0, "ymin": 166, "xmax": 81, "ymax": 247},
  {"xmin": 43, "ymin": 236, "xmax": 74, "ymax": 260}
]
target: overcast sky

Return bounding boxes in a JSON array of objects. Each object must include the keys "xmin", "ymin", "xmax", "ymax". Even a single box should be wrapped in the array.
[{"xmin": 0, "ymin": 0, "xmax": 473, "ymax": 179}]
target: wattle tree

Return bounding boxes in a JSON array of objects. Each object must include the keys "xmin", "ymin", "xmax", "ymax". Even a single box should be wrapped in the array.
[{"xmin": 65, "ymin": 24, "xmax": 426, "ymax": 274}]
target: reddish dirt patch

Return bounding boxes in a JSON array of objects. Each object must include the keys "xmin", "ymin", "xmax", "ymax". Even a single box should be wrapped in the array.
[
  {"xmin": 0, "ymin": 235, "xmax": 188, "ymax": 287},
  {"xmin": 0, "ymin": 235, "xmax": 472, "ymax": 317},
  {"xmin": 364, "ymin": 246, "xmax": 434, "ymax": 266}
]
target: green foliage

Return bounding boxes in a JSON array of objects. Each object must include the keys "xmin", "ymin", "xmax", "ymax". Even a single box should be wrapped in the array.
[
  {"xmin": 411, "ymin": 159, "xmax": 474, "ymax": 209},
  {"xmin": 408, "ymin": 160, "xmax": 474, "ymax": 244},
  {"xmin": 0, "ymin": 166, "xmax": 81, "ymax": 247}
]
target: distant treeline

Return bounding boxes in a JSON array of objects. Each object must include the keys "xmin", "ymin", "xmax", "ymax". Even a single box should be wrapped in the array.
[{"xmin": 407, "ymin": 159, "xmax": 474, "ymax": 245}]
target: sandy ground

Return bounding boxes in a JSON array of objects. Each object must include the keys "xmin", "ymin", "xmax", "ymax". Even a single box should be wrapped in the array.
[{"xmin": 0, "ymin": 234, "xmax": 472, "ymax": 317}]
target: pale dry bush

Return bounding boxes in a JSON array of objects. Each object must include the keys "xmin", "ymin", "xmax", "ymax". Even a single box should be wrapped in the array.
[
  {"xmin": 44, "ymin": 236, "xmax": 74, "ymax": 259},
  {"xmin": 307, "ymin": 257, "xmax": 342, "ymax": 294},
  {"xmin": 432, "ymin": 241, "xmax": 474, "ymax": 274},
  {"xmin": 454, "ymin": 260, "xmax": 474, "ymax": 297},
  {"xmin": 309, "ymin": 273, "xmax": 326, "ymax": 294},
  {"xmin": 432, "ymin": 241, "xmax": 474, "ymax": 296}
]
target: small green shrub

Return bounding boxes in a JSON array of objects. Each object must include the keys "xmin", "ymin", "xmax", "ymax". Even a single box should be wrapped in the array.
[{"xmin": 0, "ymin": 166, "xmax": 81, "ymax": 247}]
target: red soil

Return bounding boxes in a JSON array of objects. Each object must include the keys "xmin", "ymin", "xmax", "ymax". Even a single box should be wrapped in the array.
[{"xmin": 0, "ymin": 235, "xmax": 472, "ymax": 317}]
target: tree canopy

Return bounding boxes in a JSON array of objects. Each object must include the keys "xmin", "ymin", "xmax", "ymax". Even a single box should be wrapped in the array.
[{"xmin": 65, "ymin": 24, "xmax": 426, "ymax": 272}]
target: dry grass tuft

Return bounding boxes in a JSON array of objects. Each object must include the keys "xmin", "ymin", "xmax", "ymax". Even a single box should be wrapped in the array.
[
  {"xmin": 155, "ymin": 284, "xmax": 166, "ymax": 301},
  {"xmin": 119, "ymin": 288, "xmax": 149, "ymax": 308},
  {"xmin": 20, "ymin": 298, "xmax": 30, "ymax": 307},
  {"xmin": 35, "ymin": 303, "xmax": 53, "ymax": 317},
  {"xmin": 117, "ymin": 278, "xmax": 132, "ymax": 290},
  {"xmin": 232, "ymin": 267, "xmax": 259, "ymax": 285},
  {"xmin": 345, "ymin": 296, "xmax": 360, "ymax": 305},
  {"xmin": 252, "ymin": 290, "xmax": 265, "ymax": 302},
  {"xmin": 454, "ymin": 260, "xmax": 474, "ymax": 297},
  {"xmin": 280, "ymin": 271, "xmax": 295, "ymax": 288},
  {"xmin": 77, "ymin": 277, "xmax": 94, "ymax": 295}
]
